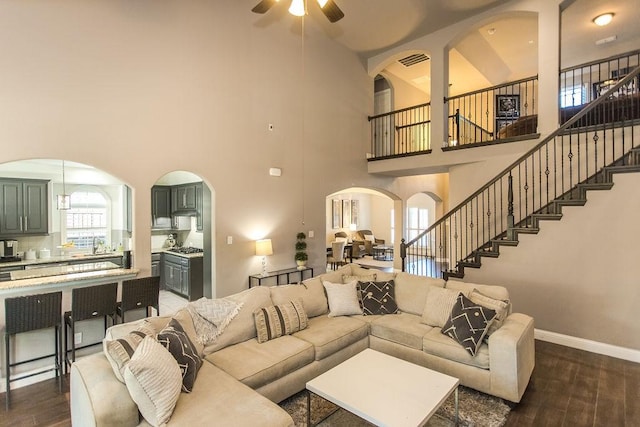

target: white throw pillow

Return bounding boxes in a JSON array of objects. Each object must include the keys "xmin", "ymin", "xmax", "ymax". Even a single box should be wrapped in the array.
[
  {"xmin": 468, "ymin": 289, "xmax": 511, "ymax": 336},
  {"xmin": 322, "ymin": 280, "xmax": 363, "ymax": 317},
  {"xmin": 421, "ymin": 287, "xmax": 465, "ymax": 327},
  {"xmin": 335, "ymin": 237, "xmax": 348, "ymax": 243},
  {"xmin": 124, "ymin": 336, "xmax": 182, "ymax": 427},
  {"xmin": 364, "ymin": 234, "xmax": 375, "ymax": 242}
]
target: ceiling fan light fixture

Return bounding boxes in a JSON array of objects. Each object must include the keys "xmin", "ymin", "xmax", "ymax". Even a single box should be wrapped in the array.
[
  {"xmin": 288, "ymin": 0, "xmax": 306, "ymax": 16},
  {"xmin": 593, "ymin": 13, "xmax": 614, "ymax": 26}
]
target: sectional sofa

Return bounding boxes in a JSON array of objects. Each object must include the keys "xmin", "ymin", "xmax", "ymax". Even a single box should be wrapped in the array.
[{"xmin": 70, "ymin": 264, "xmax": 535, "ymax": 426}]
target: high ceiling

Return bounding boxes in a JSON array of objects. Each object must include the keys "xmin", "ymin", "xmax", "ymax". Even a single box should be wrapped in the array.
[{"xmin": 263, "ymin": 0, "xmax": 639, "ymax": 98}]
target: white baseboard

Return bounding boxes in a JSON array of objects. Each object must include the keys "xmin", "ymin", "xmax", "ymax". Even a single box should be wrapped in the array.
[{"xmin": 535, "ymin": 329, "xmax": 640, "ymax": 363}]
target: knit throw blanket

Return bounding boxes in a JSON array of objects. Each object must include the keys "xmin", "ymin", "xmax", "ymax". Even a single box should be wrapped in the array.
[{"xmin": 187, "ymin": 297, "xmax": 243, "ymax": 345}]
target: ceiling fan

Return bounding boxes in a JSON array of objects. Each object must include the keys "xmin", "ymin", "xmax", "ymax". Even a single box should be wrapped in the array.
[{"xmin": 251, "ymin": 0, "xmax": 345, "ymax": 23}]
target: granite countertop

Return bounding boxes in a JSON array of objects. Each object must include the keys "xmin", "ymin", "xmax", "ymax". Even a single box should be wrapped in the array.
[
  {"xmin": 0, "ymin": 266, "xmax": 139, "ymax": 292},
  {"xmin": 152, "ymin": 248, "xmax": 204, "ymax": 259},
  {"xmin": 10, "ymin": 261, "xmax": 121, "ymax": 281},
  {"xmin": 0, "ymin": 252, "xmax": 124, "ymax": 269}
]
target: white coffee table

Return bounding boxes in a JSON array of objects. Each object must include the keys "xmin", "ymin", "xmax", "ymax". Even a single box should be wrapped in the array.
[{"xmin": 306, "ymin": 349, "xmax": 459, "ymax": 426}]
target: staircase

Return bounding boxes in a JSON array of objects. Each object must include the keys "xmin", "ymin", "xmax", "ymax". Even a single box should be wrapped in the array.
[{"xmin": 401, "ymin": 65, "xmax": 640, "ymax": 279}]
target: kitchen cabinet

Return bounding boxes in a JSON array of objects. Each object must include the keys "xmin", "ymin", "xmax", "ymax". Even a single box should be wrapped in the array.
[
  {"xmin": 196, "ymin": 183, "xmax": 203, "ymax": 232},
  {"xmin": 171, "ymin": 183, "xmax": 197, "ymax": 213},
  {"xmin": 151, "ymin": 186, "xmax": 172, "ymax": 230},
  {"xmin": 0, "ymin": 178, "xmax": 49, "ymax": 236},
  {"xmin": 160, "ymin": 252, "xmax": 203, "ymax": 301},
  {"xmin": 151, "ymin": 253, "xmax": 161, "ymax": 277}
]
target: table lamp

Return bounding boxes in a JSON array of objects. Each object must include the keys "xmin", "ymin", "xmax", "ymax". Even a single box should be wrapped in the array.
[{"xmin": 256, "ymin": 238, "xmax": 273, "ymax": 277}]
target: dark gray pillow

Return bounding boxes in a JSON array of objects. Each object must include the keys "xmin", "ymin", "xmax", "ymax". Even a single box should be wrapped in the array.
[
  {"xmin": 157, "ymin": 318, "xmax": 203, "ymax": 393},
  {"xmin": 441, "ymin": 293, "xmax": 496, "ymax": 356},
  {"xmin": 358, "ymin": 280, "xmax": 399, "ymax": 315}
]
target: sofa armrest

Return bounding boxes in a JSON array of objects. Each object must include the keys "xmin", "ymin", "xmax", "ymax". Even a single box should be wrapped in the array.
[
  {"xmin": 71, "ymin": 352, "xmax": 140, "ymax": 427},
  {"xmin": 374, "ymin": 238, "xmax": 385, "ymax": 244},
  {"xmin": 487, "ymin": 313, "xmax": 535, "ymax": 403}
]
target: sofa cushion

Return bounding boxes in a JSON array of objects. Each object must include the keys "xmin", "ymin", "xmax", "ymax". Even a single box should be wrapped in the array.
[
  {"xmin": 446, "ymin": 280, "xmax": 510, "ymax": 303},
  {"xmin": 270, "ymin": 277, "xmax": 328, "ymax": 317},
  {"xmin": 123, "ymin": 336, "xmax": 182, "ymax": 426},
  {"xmin": 394, "ymin": 272, "xmax": 445, "ymax": 315},
  {"xmin": 422, "ymin": 328, "xmax": 490, "ymax": 369},
  {"xmin": 206, "ymin": 335, "xmax": 314, "ymax": 389},
  {"xmin": 203, "ymin": 286, "xmax": 273, "ymax": 355},
  {"xmin": 292, "ymin": 315, "xmax": 369, "ymax": 360},
  {"xmin": 370, "ymin": 312, "xmax": 432, "ymax": 350},
  {"xmin": 322, "ymin": 281, "xmax": 363, "ymax": 317},
  {"xmin": 468, "ymin": 289, "xmax": 511, "ymax": 336},
  {"xmin": 421, "ymin": 287, "xmax": 465, "ymax": 328},
  {"xmin": 441, "ymin": 293, "xmax": 497, "ymax": 357},
  {"xmin": 319, "ymin": 264, "xmax": 353, "ymax": 283},
  {"xmin": 159, "ymin": 362, "xmax": 294, "ymax": 427},
  {"xmin": 342, "ymin": 273, "xmax": 376, "ymax": 284},
  {"xmin": 358, "ymin": 280, "xmax": 399, "ymax": 315},
  {"xmin": 156, "ymin": 318, "xmax": 203, "ymax": 393},
  {"xmin": 103, "ymin": 321, "xmax": 156, "ymax": 383},
  {"xmin": 374, "ymin": 270, "xmax": 397, "ymax": 282},
  {"xmin": 254, "ymin": 299, "xmax": 308, "ymax": 343}
]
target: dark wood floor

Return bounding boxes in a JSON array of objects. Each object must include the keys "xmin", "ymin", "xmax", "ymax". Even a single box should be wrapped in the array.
[{"xmin": 0, "ymin": 340, "xmax": 638, "ymax": 426}]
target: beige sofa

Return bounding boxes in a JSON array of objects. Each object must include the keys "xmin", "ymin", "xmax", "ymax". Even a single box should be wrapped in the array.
[{"xmin": 70, "ymin": 264, "xmax": 535, "ymax": 426}]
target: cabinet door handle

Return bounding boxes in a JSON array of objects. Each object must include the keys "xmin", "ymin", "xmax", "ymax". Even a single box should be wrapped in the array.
[
  {"xmin": 183, "ymin": 194, "xmax": 187, "ymax": 207},
  {"xmin": 19, "ymin": 216, "xmax": 23, "ymax": 231},
  {"xmin": 24, "ymin": 216, "xmax": 28, "ymax": 231}
]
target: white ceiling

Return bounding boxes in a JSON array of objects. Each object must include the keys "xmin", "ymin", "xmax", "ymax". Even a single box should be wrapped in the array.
[{"xmin": 283, "ymin": 0, "xmax": 639, "ymax": 97}]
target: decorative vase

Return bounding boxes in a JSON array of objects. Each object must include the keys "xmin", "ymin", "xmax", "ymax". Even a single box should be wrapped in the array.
[{"xmin": 296, "ymin": 260, "xmax": 307, "ymax": 270}]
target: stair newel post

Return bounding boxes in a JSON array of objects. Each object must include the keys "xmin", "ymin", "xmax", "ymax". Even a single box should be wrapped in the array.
[
  {"xmin": 455, "ymin": 109, "xmax": 461, "ymax": 145},
  {"xmin": 400, "ymin": 238, "xmax": 407, "ymax": 272},
  {"xmin": 507, "ymin": 174, "xmax": 515, "ymax": 240}
]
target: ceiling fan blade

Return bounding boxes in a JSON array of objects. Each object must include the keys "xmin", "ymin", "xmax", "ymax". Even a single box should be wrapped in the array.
[
  {"xmin": 318, "ymin": 0, "xmax": 344, "ymax": 23},
  {"xmin": 251, "ymin": 0, "xmax": 278, "ymax": 14}
]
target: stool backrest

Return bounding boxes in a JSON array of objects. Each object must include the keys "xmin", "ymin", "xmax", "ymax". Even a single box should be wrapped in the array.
[
  {"xmin": 70, "ymin": 283, "xmax": 118, "ymax": 321},
  {"xmin": 331, "ymin": 240, "xmax": 347, "ymax": 263},
  {"xmin": 121, "ymin": 276, "xmax": 160, "ymax": 312},
  {"xmin": 5, "ymin": 292, "xmax": 62, "ymax": 334}
]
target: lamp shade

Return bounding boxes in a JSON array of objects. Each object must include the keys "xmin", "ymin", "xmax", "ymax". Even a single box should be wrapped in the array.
[
  {"xmin": 256, "ymin": 239, "xmax": 273, "ymax": 256},
  {"xmin": 288, "ymin": 0, "xmax": 305, "ymax": 16}
]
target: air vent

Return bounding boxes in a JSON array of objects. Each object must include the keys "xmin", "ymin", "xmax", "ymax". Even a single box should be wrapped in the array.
[{"xmin": 398, "ymin": 53, "xmax": 430, "ymax": 67}]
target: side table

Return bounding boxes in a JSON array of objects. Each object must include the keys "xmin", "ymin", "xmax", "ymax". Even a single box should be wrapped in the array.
[{"xmin": 249, "ymin": 267, "xmax": 314, "ymax": 288}]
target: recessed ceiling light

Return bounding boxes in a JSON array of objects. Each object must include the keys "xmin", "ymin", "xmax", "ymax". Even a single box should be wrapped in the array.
[
  {"xmin": 593, "ymin": 13, "xmax": 614, "ymax": 26},
  {"xmin": 487, "ymin": 28, "xmax": 496, "ymax": 35}
]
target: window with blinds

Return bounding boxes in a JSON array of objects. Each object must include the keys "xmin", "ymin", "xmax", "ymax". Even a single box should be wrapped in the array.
[{"xmin": 64, "ymin": 191, "xmax": 109, "ymax": 250}]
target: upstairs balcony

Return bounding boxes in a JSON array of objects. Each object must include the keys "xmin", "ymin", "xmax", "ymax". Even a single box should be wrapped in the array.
[{"xmin": 367, "ymin": 50, "xmax": 640, "ymax": 177}]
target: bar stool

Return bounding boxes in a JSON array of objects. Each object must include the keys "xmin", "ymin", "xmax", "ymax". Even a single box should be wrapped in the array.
[
  {"xmin": 64, "ymin": 282, "xmax": 118, "ymax": 372},
  {"xmin": 4, "ymin": 291, "xmax": 63, "ymax": 410},
  {"xmin": 116, "ymin": 276, "xmax": 160, "ymax": 324}
]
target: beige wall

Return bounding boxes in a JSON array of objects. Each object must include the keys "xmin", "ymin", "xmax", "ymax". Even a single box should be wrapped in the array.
[
  {"xmin": 0, "ymin": 0, "xmax": 399, "ymax": 298},
  {"xmin": 463, "ymin": 172, "xmax": 640, "ymax": 351}
]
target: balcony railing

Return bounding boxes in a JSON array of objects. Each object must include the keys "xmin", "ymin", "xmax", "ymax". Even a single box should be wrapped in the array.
[
  {"xmin": 368, "ymin": 102, "xmax": 431, "ymax": 160},
  {"xmin": 446, "ymin": 76, "xmax": 539, "ymax": 149}
]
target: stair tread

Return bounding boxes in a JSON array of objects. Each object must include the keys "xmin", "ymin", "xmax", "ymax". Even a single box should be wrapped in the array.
[
  {"xmin": 492, "ymin": 239, "xmax": 518, "ymax": 246},
  {"xmin": 513, "ymin": 227, "xmax": 539, "ymax": 234}
]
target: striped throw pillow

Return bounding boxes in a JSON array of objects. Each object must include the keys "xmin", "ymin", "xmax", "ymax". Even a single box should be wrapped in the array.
[
  {"xmin": 254, "ymin": 299, "xmax": 308, "ymax": 343},
  {"xmin": 103, "ymin": 322, "xmax": 156, "ymax": 382}
]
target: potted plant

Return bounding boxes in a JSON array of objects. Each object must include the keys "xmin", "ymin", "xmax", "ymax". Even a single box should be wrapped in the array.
[{"xmin": 295, "ymin": 232, "xmax": 308, "ymax": 269}]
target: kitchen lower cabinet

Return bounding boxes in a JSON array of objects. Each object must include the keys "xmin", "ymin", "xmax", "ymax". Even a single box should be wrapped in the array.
[
  {"xmin": 160, "ymin": 253, "xmax": 203, "ymax": 301},
  {"xmin": 151, "ymin": 253, "xmax": 161, "ymax": 277}
]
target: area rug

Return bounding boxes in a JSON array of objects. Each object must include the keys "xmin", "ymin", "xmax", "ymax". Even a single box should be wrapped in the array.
[{"xmin": 280, "ymin": 385, "xmax": 511, "ymax": 427}]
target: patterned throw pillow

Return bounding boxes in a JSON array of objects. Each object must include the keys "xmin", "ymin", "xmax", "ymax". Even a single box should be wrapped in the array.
[
  {"xmin": 358, "ymin": 280, "xmax": 399, "ymax": 315},
  {"xmin": 441, "ymin": 293, "xmax": 497, "ymax": 356},
  {"xmin": 468, "ymin": 289, "xmax": 511, "ymax": 337},
  {"xmin": 157, "ymin": 318, "xmax": 203, "ymax": 393},
  {"xmin": 254, "ymin": 299, "xmax": 308, "ymax": 343},
  {"xmin": 124, "ymin": 336, "xmax": 182, "ymax": 427},
  {"xmin": 103, "ymin": 322, "xmax": 156, "ymax": 383},
  {"xmin": 322, "ymin": 280, "xmax": 363, "ymax": 317}
]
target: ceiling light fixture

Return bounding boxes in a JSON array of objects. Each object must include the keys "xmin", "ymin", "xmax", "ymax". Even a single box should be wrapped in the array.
[
  {"xmin": 487, "ymin": 28, "xmax": 496, "ymax": 35},
  {"xmin": 593, "ymin": 13, "xmax": 614, "ymax": 26},
  {"xmin": 57, "ymin": 160, "xmax": 71, "ymax": 210},
  {"xmin": 288, "ymin": 0, "xmax": 306, "ymax": 17}
]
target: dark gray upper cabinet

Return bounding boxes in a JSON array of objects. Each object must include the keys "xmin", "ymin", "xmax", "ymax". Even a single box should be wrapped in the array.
[
  {"xmin": 0, "ymin": 178, "xmax": 49, "ymax": 236},
  {"xmin": 171, "ymin": 183, "xmax": 197, "ymax": 213},
  {"xmin": 151, "ymin": 186, "xmax": 172, "ymax": 229},
  {"xmin": 196, "ymin": 183, "xmax": 203, "ymax": 232}
]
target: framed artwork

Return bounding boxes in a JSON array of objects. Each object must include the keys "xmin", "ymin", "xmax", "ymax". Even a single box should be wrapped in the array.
[
  {"xmin": 495, "ymin": 94, "xmax": 520, "ymax": 117},
  {"xmin": 342, "ymin": 200, "xmax": 351, "ymax": 228},
  {"xmin": 332, "ymin": 199, "xmax": 341, "ymax": 229},
  {"xmin": 593, "ymin": 76, "xmax": 638, "ymax": 99},
  {"xmin": 350, "ymin": 200, "xmax": 359, "ymax": 227}
]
